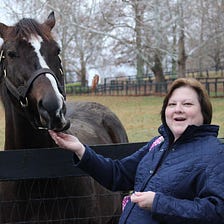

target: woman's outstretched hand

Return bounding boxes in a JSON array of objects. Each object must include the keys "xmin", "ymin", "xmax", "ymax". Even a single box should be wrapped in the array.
[{"xmin": 48, "ymin": 130, "xmax": 85, "ymax": 160}]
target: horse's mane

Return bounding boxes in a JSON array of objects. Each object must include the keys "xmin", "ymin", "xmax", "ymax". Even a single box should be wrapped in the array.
[{"xmin": 7, "ymin": 18, "xmax": 52, "ymax": 41}]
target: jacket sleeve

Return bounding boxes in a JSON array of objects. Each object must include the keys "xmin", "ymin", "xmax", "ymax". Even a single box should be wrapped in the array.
[
  {"xmin": 151, "ymin": 156, "xmax": 224, "ymax": 224},
  {"xmin": 72, "ymin": 141, "xmax": 153, "ymax": 191}
]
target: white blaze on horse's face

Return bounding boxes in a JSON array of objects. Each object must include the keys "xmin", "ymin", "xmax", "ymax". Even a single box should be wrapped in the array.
[{"xmin": 29, "ymin": 35, "xmax": 63, "ymax": 108}]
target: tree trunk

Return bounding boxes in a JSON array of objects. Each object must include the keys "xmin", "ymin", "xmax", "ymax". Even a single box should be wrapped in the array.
[
  {"xmin": 177, "ymin": 32, "xmax": 187, "ymax": 77},
  {"xmin": 172, "ymin": 24, "xmax": 177, "ymax": 77},
  {"xmin": 151, "ymin": 52, "xmax": 166, "ymax": 93},
  {"xmin": 177, "ymin": 2, "xmax": 187, "ymax": 77},
  {"xmin": 134, "ymin": 1, "xmax": 144, "ymax": 79},
  {"xmin": 80, "ymin": 51, "xmax": 87, "ymax": 87}
]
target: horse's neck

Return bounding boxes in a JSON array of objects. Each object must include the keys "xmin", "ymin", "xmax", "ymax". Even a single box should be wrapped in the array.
[{"xmin": 4, "ymin": 106, "xmax": 55, "ymax": 150}]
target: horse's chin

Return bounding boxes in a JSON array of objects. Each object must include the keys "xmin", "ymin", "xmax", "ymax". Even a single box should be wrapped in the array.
[
  {"xmin": 35, "ymin": 116, "xmax": 71, "ymax": 132},
  {"xmin": 51, "ymin": 119, "xmax": 71, "ymax": 132}
]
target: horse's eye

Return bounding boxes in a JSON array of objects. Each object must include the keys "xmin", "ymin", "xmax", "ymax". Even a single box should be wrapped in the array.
[{"xmin": 7, "ymin": 50, "xmax": 17, "ymax": 58}]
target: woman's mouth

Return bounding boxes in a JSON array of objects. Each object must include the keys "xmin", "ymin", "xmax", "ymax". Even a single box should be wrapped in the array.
[{"xmin": 174, "ymin": 117, "xmax": 186, "ymax": 121}]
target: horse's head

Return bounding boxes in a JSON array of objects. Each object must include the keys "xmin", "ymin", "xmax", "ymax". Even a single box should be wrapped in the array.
[{"xmin": 0, "ymin": 12, "xmax": 70, "ymax": 131}]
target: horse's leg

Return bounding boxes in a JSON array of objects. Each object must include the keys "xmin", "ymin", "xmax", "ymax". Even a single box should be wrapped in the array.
[
  {"xmin": 92, "ymin": 180, "xmax": 122, "ymax": 224},
  {"xmin": 0, "ymin": 181, "xmax": 26, "ymax": 223},
  {"xmin": 57, "ymin": 176, "xmax": 121, "ymax": 224}
]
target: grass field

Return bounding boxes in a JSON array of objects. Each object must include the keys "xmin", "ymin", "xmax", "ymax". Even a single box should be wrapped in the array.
[{"xmin": 0, "ymin": 95, "xmax": 223, "ymax": 149}]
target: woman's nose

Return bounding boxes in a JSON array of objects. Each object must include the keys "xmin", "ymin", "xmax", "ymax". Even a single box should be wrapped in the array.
[{"xmin": 174, "ymin": 103, "xmax": 183, "ymax": 113}]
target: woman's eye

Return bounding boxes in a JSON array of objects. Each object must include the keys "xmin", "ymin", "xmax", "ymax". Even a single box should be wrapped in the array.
[
  {"xmin": 168, "ymin": 103, "xmax": 176, "ymax": 107},
  {"xmin": 184, "ymin": 103, "xmax": 193, "ymax": 106}
]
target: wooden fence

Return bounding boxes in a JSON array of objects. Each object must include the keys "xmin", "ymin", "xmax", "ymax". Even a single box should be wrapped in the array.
[
  {"xmin": 0, "ymin": 139, "xmax": 223, "ymax": 223},
  {"xmin": 66, "ymin": 77, "xmax": 224, "ymax": 97}
]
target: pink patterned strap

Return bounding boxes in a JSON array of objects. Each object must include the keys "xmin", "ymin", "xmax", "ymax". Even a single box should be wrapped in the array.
[
  {"xmin": 122, "ymin": 195, "xmax": 131, "ymax": 211},
  {"xmin": 149, "ymin": 136, "xmax": 164, "ymax": 151},
  {"xmin": 122, "ymin": 136, "xmax": 164, "ymax": 211}
]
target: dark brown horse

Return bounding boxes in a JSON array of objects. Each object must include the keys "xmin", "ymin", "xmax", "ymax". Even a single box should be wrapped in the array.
[{"xmin": 0, "ymin": 12, "xmax": 128, "ymax": 223}]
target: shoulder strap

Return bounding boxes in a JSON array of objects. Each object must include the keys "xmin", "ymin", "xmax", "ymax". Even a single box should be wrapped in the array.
[{"xmin": 149, "ymin": 136, "xmax": 164, "ymax": 151}]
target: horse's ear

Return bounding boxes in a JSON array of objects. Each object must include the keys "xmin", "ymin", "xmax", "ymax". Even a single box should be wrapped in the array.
[
  {"xmin": 43, "ymin": 11, "xmax": 55, "ymax": 31},
  {"xmin": 0, "ymin": 23, "xmax": 9, "ymax": 40}
]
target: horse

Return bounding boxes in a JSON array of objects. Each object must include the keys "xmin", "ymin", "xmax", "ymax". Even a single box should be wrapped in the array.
[
  {"xmin": 91, "ymin": 74, "xmax": 99, "ymax": 93},
  {"xmin": 0, "ymin": 12, "xmax": 128, "ymax": 223}
]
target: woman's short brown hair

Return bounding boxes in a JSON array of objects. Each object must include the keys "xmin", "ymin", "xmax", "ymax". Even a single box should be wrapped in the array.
[{"xmin": 161, "ymin": 78, "xmax": 212, "ymax": 125}]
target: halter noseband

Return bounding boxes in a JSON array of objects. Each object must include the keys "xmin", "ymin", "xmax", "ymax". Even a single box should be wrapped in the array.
[{"xmin": 0, "ymin": 50, "xmax": 66, "ymax": 108}]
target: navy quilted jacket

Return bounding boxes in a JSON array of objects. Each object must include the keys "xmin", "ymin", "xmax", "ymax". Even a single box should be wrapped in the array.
[{"xmin": 74, "ymin": 124, "xmax": 224, "ymax": 224}]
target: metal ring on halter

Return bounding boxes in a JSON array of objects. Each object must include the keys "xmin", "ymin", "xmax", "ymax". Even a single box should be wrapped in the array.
[{"xmin": 20, "ymin": 97, "xmax": 28, "ymax": 107}]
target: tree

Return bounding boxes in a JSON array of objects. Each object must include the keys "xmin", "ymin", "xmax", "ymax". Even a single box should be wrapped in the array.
[
  {"xmin": 2, "ymin": 0, "xmax": 224, "ymax": 83},
  {"xmin": 45, "ymin": 0, "xmax": 110, "ymax": 86}
]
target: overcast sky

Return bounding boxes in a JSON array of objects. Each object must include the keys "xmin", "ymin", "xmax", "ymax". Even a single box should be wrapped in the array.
[
  {"xmin": 0, "ymin": 0, "xmax": 15, "ymax": 24},
  {"xmin": 0, "ymin": 10, "xmax": 9, "ymax": 24}
]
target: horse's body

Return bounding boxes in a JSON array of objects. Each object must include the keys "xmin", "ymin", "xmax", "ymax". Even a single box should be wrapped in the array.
[{"xmin": 0, "ymin": 12, "xmax": 128, "ymax": 223}]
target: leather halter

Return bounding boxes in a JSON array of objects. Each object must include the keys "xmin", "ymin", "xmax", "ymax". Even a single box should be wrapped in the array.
[{"xmin": 0, "ymin": 50, "xmax": 66, "ymax": 107}]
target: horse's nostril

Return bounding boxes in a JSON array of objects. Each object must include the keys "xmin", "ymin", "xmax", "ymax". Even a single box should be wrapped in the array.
[
  {"xmin": 38, "ymin": 100, "xmax": 43, "ymax": 109},
  {"xmin": 38, "ymin": 100, "xmax": 50, "ymax": 124}
]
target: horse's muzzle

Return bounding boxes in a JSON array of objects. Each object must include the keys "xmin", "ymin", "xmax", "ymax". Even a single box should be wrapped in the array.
[
  {"xmin": 37, "ymin": 98, "xmax": 71, "ymax": 131},
  {"xmin": 37, "ymin": 113, "xmax": 70, "ymax": 132}
]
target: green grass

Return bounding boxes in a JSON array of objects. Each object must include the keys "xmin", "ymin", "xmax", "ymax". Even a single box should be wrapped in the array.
[
  {"xmin": 75, "ymin": 96, "xmax": 163, "ymax": 143},
  {"xmin": 67, "ymin": 95, "xmax": 224, "ymax": 142},
  {"xmin": 0, "ymin": 95, "xmax": 223, "ymax": 149}
]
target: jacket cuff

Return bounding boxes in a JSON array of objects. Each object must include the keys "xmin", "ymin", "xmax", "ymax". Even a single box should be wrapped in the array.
[
  {"xmin": 151, "ymin": 192, "xmax": 162, "ymax": 213},
  {"xmin": 72, "ymin": 144, "xmax": 90, "ymax": 166}
]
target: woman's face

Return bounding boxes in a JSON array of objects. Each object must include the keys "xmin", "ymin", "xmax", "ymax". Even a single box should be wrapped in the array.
[{"xmin": 165, "ymin": 86, "xmax": 204, "ymax": 141}]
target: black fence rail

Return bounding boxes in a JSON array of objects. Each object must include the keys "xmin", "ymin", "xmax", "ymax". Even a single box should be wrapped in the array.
[
  {"xmin": 0, "ymin": 142, "xmax": 146, "ymax": 223},
  {"xmin": 0, "ymin": 139, "xmax": 223, "ymax": 223},
  {"xmin": 0, "ymin": 142, "xmax": 147, "ymax": 180},
  {"xmin": 66, "ymin": 77, "xmax": 224, "ymax": 97}
]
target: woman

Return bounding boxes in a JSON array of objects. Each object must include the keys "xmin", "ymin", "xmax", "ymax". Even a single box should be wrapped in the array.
[{"xmin": 49, "ymin": 78, "xmax": 224, "ymax": 224}]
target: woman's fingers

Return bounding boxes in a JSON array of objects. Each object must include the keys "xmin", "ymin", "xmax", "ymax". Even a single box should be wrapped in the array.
[{"xmin": 130, "ymin": 191, "xmax": 155, "ymax": 209}]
